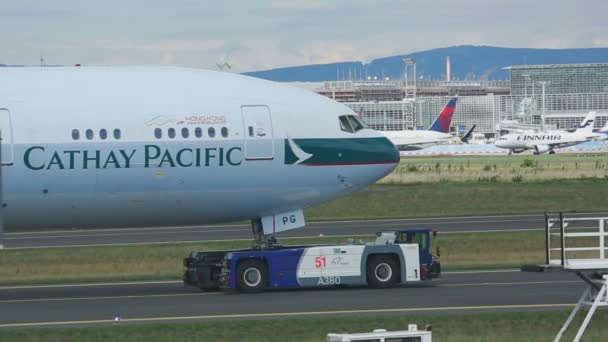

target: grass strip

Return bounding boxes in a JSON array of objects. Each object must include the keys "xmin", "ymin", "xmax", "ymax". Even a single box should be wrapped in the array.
[
  {"xmin": 382, "ymin": 154, "xmax": 608, "ymax": 183},
  {"xmin": 306, "ymin": 179, "xmax": 608, "ymax": 221},
  {"xmin": 0, "ymin": 230, "xmax": 545, "ymax": 285},
  {"xmin": 0, "ymin": 310, "xmax": 606, "ymax": 341}
]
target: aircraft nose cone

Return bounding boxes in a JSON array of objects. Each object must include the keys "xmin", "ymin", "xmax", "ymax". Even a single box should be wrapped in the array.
[
  {"xmin": 494, "ymin": 140, "xmax": 506, "ymax": 148},
  {"xmin": 378, "ymin": 136, "xmax": 401, "ymax": 164},
  {"xmin": 354, "ymin": 134, "xmax": 400, "ymax": 182}
]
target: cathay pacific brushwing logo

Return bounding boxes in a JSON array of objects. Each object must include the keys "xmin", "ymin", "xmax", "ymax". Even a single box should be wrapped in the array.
[{"xmin": 285, "ymin": 136, "xmax": 312, "ymax": 165}]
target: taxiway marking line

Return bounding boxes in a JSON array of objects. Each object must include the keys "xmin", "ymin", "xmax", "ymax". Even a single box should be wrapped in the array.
[
  {"xmin": 0, "ymin": 280, "xmax": 182, "ymax": 291},
  {"xmin": 0, "ymin": 292, "xmax": 217, "ymax": 304},
  {"xmin": 0, "ymin": 303, "xmax": 574, "ymax": 328},
  {"xmin": 5, "ymin": 228, "xmax": 546, "ymax": 249},
  {"xmin": 0, "ymin": 280, "xmax": 579, "ymax": 303}
]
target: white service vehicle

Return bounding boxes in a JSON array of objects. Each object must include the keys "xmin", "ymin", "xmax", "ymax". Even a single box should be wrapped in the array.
[{"xmin": 327, "ymin": 324, "xmax": 433, "ymax": 342}]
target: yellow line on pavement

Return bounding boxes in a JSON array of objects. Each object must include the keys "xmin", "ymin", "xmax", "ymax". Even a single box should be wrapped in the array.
[{"xmin": 0, "ymin": 303, "xmax": 574, "ymax": 328}]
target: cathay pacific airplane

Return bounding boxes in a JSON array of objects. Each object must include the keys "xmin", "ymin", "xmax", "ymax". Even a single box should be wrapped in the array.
[
  {"xmin": 0, "ymin": 66, "xmax": 399, "ymax": 243},
  {"xmin": 380, "ymin": 97, "xmax": 473, "ymax": 150}
]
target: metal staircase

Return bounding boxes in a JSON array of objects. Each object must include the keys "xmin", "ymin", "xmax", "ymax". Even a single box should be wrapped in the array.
[{"xmin": 522, "ymin": 213, "xmax": 608, "ymax": 342}]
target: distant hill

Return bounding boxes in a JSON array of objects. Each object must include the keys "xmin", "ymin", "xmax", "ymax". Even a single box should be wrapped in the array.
[{"xmin": 243, "ymin": 45, "xmax": 608, "ymax": 82}]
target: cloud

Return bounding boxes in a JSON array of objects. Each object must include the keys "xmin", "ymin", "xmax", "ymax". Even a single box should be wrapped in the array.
[
  {"xmin": 0, "ymin": 8, "xmax": 71, "ymax": 17},
  {"xmin": 0, "ymin": 0, "xmax": 606, "ymax": 70}
]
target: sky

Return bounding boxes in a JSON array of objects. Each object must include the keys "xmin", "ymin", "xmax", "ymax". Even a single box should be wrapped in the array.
[{"xmin": 1, "ymin": 0, "xmax": 607, "ymax": 72}]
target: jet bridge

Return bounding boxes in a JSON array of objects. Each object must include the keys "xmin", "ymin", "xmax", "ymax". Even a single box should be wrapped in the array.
[{"xmin": 522, "ymin": 213, "xmax": 608, "ymax": 342}]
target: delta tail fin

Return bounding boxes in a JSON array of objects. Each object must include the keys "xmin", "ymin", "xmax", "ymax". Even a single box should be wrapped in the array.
[
  {"xmin": 428, "ymin": 96, "xmax": 458, "ymax": 133},
  {"xmin": 575, "ymin": 111, "xmax": 596, "ymax": 134}
]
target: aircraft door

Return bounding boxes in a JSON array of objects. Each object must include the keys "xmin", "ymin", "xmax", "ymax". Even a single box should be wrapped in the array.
[
  {"xmin": 241, "ymin": 105, "xmax": 274, "ymax": 160},
  {"xmin": 0, "ymin": 109, "xmax": 13, "ymax": 165}
]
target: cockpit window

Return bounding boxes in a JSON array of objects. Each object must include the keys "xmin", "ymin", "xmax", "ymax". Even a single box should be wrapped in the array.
[
  {"xmin": 339, "ymin": 115, "xmax": 354, "ymax": 133},
  {"xmin": 353, "ymin": 115, "xmax": 369, "ymax": 128},
  {"xmin": 347, "ymin": 115, "xmax": 364, "ymax": 132},
  {"xmin": 340, "ymin": 115, "xmax": 368, "ymax": 133}
]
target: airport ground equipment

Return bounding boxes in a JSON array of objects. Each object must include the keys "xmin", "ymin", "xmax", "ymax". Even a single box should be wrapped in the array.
[
  {"xmin": 327, "ymin": 324, "xmax": 432, "ymax": 342},
  {"xmin": 522, "ymin": 213, "xmax": 608, "ymax": 342},
  {"xmin": 183, "ymin": 228, "xmax": 440, "ymax": 293}
]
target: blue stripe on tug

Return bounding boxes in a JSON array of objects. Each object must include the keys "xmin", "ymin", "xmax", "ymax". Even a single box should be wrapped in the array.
[{"xmin": 229, "ymin": 248, "xmax": 306, "ymax": 289}]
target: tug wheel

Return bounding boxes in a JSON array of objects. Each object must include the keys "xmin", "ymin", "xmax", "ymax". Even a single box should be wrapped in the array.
[
  {"xmin": 367, "ymin": 255, "xmax": 399, "ymax": 288},
  {"xmin": 236, "ymin": 259, "xmax": 268, "ymax": 293}
]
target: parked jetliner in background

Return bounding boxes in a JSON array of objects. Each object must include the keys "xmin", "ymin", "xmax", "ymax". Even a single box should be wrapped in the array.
[
  {"xmin": 0, "ymin": 66, "xmax": 399, "ymax": 243},
  {"xmin": 494, "ymin": 111, "xmax": 606, "ymax": 155},
  {"xmin": 379, "ymin": 97, "xmax": 474, "ymax": 150},
  {"xmin": 597, "ymin": 118, "xmax": 608, "ymax": 136}
]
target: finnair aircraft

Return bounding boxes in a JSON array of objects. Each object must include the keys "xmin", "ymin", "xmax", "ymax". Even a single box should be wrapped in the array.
[
  {"xmin": 380, "ymin": 97, "xmax": 473, "ymax": 150},
  {"xmin": 494, "ymin": 111, "xmax": 606, "ymax": 155},
  {"xmin": 0, "ymin": 67, "xmax": 399, "ymax": 241}
]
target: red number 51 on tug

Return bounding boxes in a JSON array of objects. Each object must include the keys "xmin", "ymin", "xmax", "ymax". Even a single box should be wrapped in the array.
[{"xmin": 183, "ymin": 228, "xmax": 441, "ymax": 293}]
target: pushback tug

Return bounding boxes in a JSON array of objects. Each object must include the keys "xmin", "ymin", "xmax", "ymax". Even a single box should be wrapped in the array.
[{"xmin": 183, "ymin": 228, "xmax": 441, "ymax": 293}]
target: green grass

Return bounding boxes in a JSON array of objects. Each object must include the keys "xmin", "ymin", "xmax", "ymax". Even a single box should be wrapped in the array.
[
  {"xmin": 399, "ymin": 153, "xmax": 608, "ymax": 164},
  {"xmin": 382, "ymin": 154, "xmax": 608, "ymax": 183},
  {"xmin": 306, "ymin": 179, "xmax": 608, "ymax": 221},
  {"xmin": 0, "ymin": 230, "xmax": 546, "ymax": 285},
  {"xmin": 1, "ymin": 310, "xmax": 606, "ymax": 341}
]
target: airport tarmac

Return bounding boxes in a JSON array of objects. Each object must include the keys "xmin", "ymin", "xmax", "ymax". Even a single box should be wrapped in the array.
[
  {"xmin": 4, "ymin": 213, "xmax": 607, "ymax": 248},
  {"xmin": 0, "ymin": 270, "xmax": 581, "ymax": 328}
]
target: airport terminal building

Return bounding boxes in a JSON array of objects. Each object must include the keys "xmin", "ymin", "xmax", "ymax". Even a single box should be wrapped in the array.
[
  {"xmin": 508, "ymin": 63, "xmax": 608, "ymax": 130},
  {"xmin": 311, "ymin": 63, "xmax": 608, "ymax": 137}
]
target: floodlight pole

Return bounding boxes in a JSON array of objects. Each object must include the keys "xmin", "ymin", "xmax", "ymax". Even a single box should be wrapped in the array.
[
  {"xmin": 409, "ymin": 59, "xmax": 416, "ymax": 98},
  {"xmin": 402, "ymin": 58, "xmax": 408, "ymax": 94},
  {"xmin": 0, "ymin": 130, "xmax": 3, "ymax": 250},
  {"xmin": 402, "ymin": 58, "xmax": 416, "ymax": 99},
  {"xmin": 539, "ymin": 81, "xmax": 548, "ymax": 132}
]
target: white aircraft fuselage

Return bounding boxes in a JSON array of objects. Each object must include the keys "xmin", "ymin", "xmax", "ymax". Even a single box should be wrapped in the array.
[
  {"xmin": 495, "ymin": 111, "xmax": 605, "ymax": 154},
  {"xmin": 380, "ymin": 130, "xmax": 456, "ymax": 151},
  {"xmin": 494, "ymin": 131, "xmax": 605, "ymax": 154},
  {"xmin": 0, "ymin": 67, "xmax": 399, "ymax": 230}
]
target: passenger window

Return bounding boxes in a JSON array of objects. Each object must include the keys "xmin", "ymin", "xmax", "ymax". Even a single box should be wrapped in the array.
[
  {"xmin": 154, "ymin": 128, "xmax": 162, "ymax": 139},
  {"xmin": 113, "ymin": 129, "xmax": 121, "ymax": 140},
  {"xmin": 86, "ymin": 129, "xmax": 94, "ymax": 140},
  {"xmin": 72, "ymin": 129, "xmax": 80, "ymax": 140},
  {"xmin": 181, "ymin": 127, "xmax": 189, "ymax": 138},
  {"xmin": 208, "ymin": 127, "xmax": 216, "ymax": 138},
  {"xmin": 195, "ymin": 127, "xmax": 202, "ymax": 138},
  {"xmin": 221, "ymin": 127, "xmax": 228, "ymax": 138},
  {"xmin": 99, "ymin": 129, "xmax": 107, "ymax": 140},
  {"xmin": 339, "ymin": 116, "xmax": 354, "ymax": 133},
  {"xmin": 347, "ymin": 115, "xmax": 364, "ymax": 132},
  {"xmin": 168, "ymin": 128, "xmax": 176, "ymax": 139}
]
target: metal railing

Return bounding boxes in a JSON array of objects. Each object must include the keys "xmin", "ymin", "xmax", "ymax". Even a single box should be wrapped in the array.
[{"xmin": 545, "ymin": 213, "xmax": 608, "ymax": 270}]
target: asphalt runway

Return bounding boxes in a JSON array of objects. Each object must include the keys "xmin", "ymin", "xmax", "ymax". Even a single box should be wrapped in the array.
[
  {"xmin": 4, "ymin": 213, "xmax": 608, "ymax": 249},
  {"xmin": 0, "ymin": 270, "xmax": 583, "ymax": 328}
]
